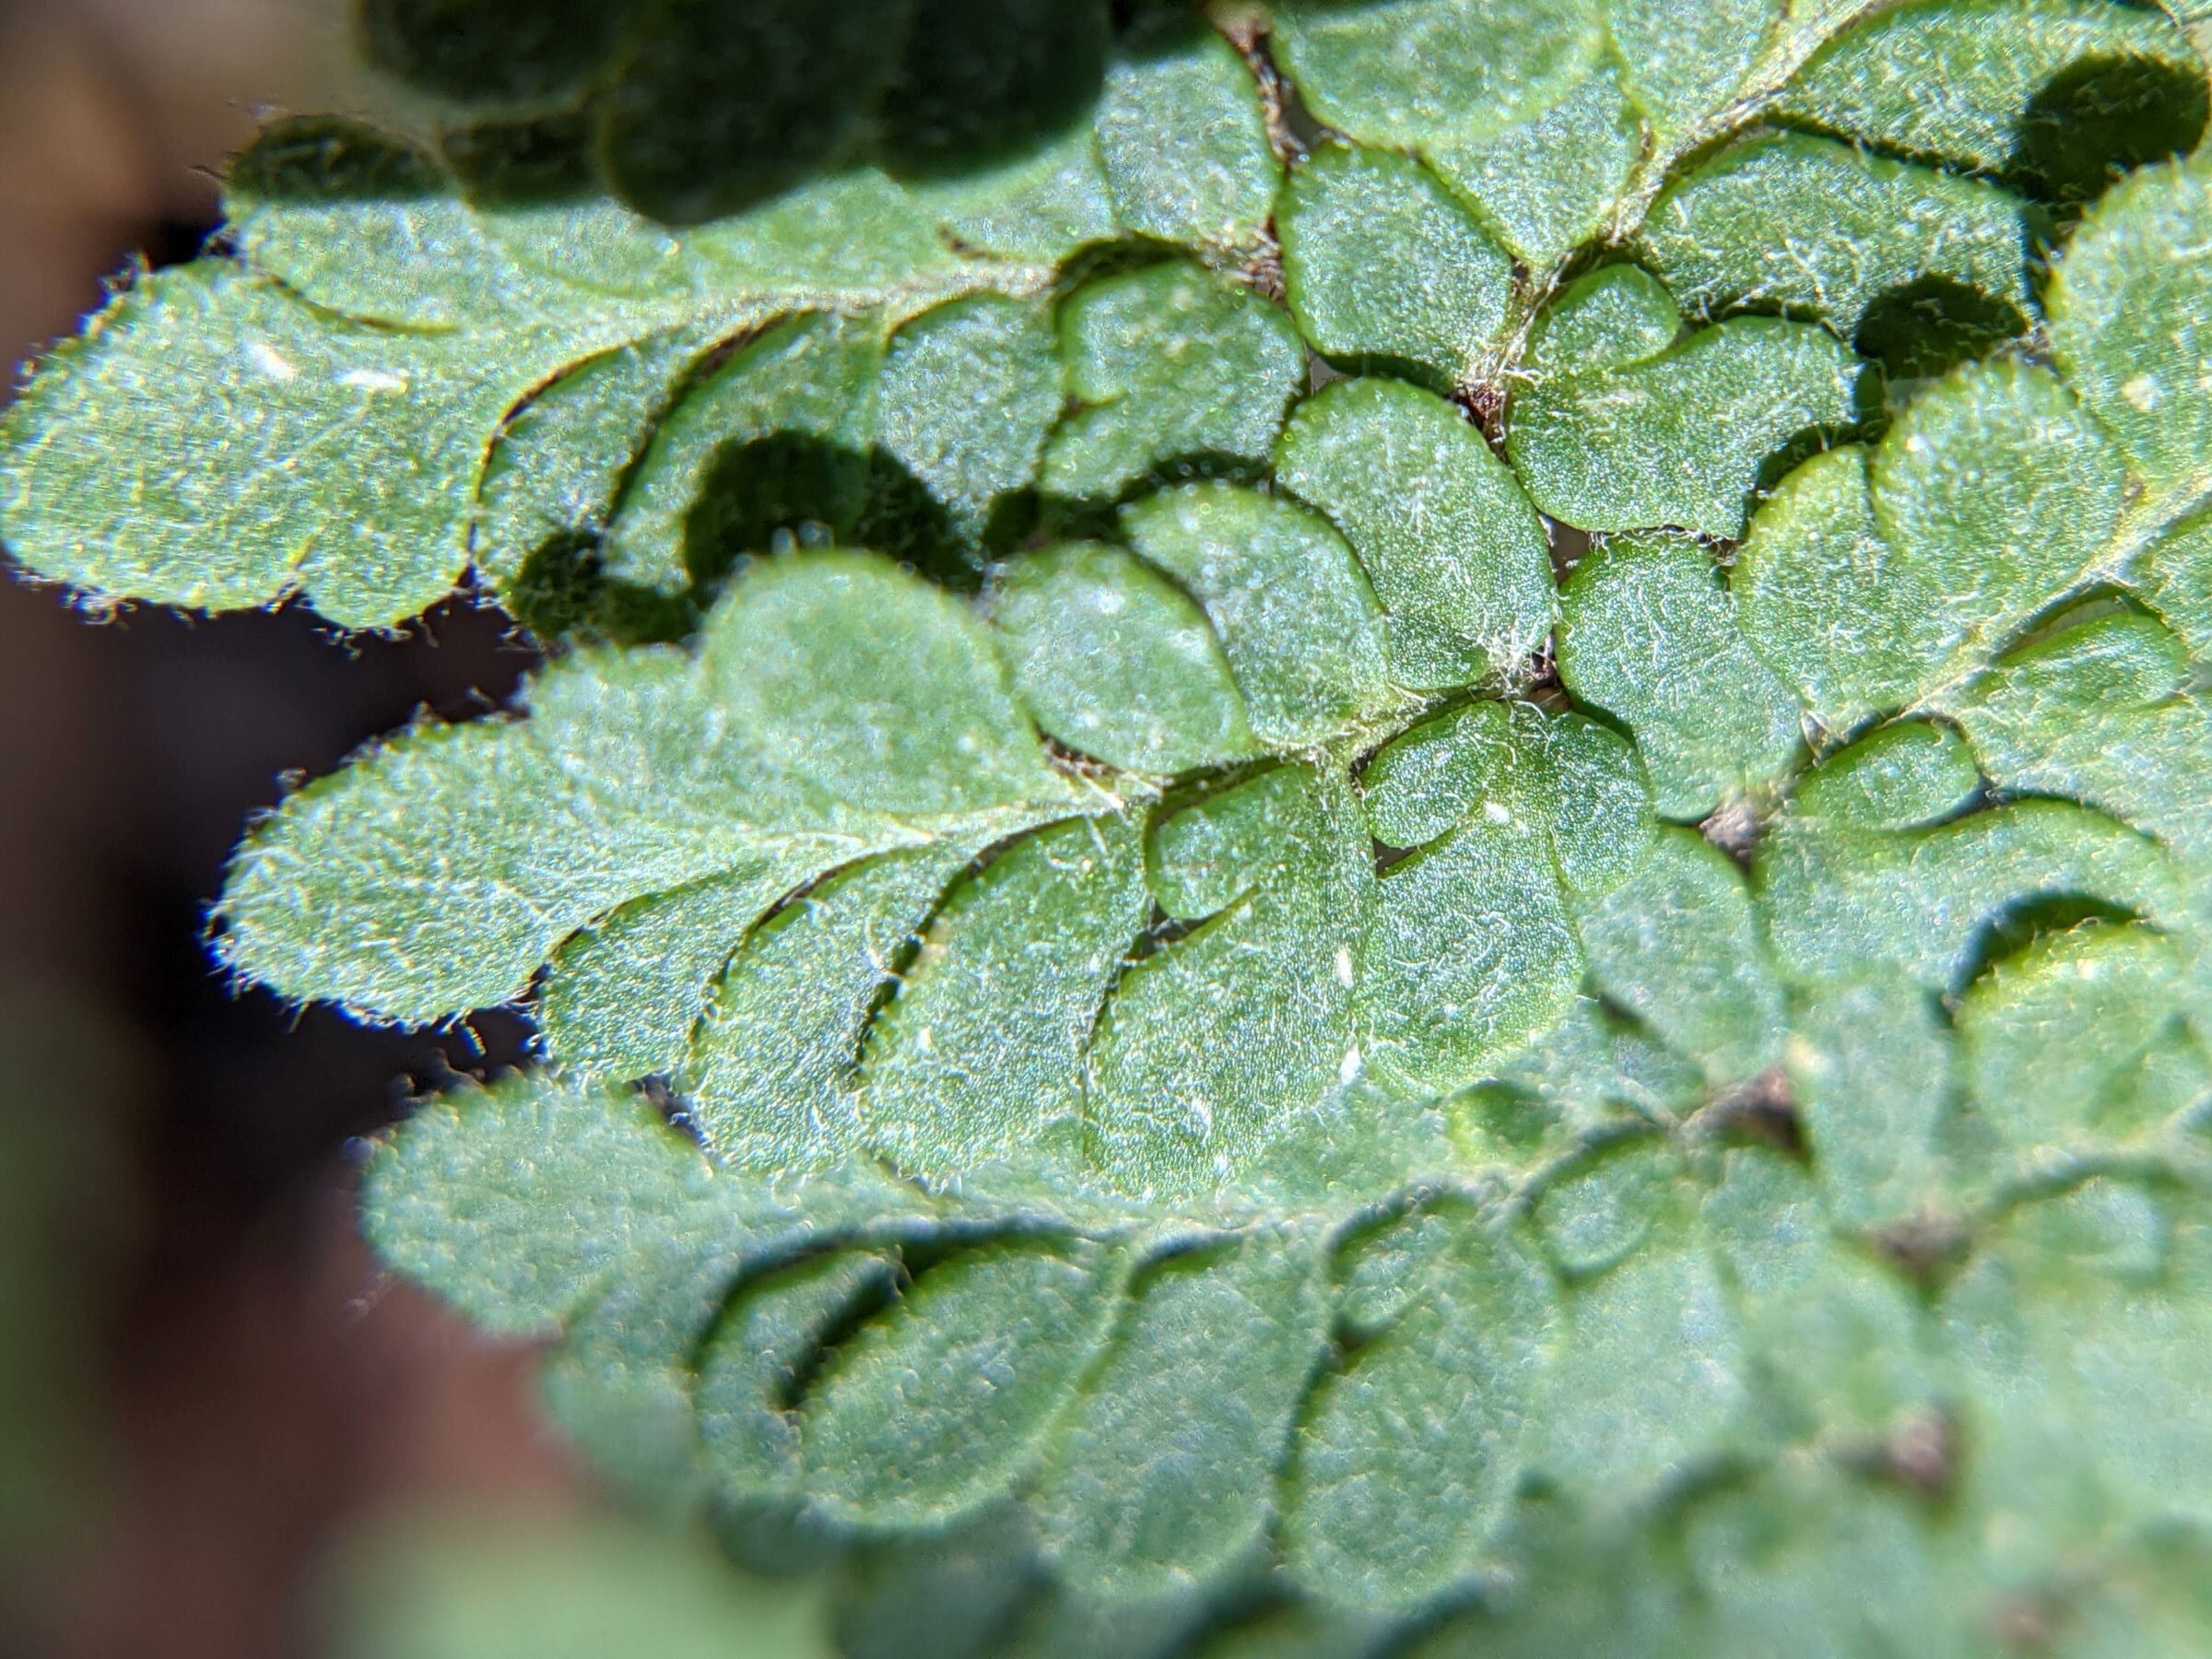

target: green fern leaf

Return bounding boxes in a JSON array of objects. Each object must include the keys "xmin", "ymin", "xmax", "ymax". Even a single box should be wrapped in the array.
[{"xmin": 16, "ymin": 1, "xmax": 2212, "ymax": 1653}]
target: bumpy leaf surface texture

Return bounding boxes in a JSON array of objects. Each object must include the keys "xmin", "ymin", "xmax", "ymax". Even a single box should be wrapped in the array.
[{"xmin": 10, "ymin": 0, "xmax": 2212, "ymax": 1652}]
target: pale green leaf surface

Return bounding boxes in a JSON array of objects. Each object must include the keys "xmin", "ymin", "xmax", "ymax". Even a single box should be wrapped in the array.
[
  {"xmin": 1359, "ymin": 700, "xmax": 1653, "ymax": 899},
  {"xmin": 359, "ymin": 1076, "xmax": 724, "ymax": 1340},
  {"xmin": 1508, "ymin": 307, "xmax": 1866, "ymax": 538},
  {"xmin": 862, "ymin": 816, "xmax": 1153, "ymax": 1181},
  {"xmin": 1775, "ymin": 0, "xmax": 2206, "ymax": 190},
  {"xmin": 2141, "ymin": 508, "xmax": 2212, "ymax": 656},
  {"xmin": 987, "ymin": 1577, "xmax": 1222, "ymax": 1659},
  {"xmin": 1730, "ymin": 444, "xmax": 1952, "ymax": 730},
  {"xmin": 1677, "ymin": 1460, "xmax": 1974, "ymax": 1659},
  {"xmin": 1785, "ymin": 978, "xmax": 1953, "ymax": 1229},
  {"xmin": 1505, "ymin": 706, "xmax": 1655, "ymax": 900},
  {"xmin": 907, "ymin": 120, "xmax": 1119, "ymax": 261},
  {"xmin": 0, "ymin": 264, "xmax": 514, "ymax": 627},
  {"xmin": 1119, "ymin": 484, "xmax": 1394, "ymax": 747},
  {"xmin": 1957, "ymin": 924, "xmax": 2202, "ymax": 1152},
  {"xmin": 1042, "ymin": 263, "xmax": 1305, "ymax": 501},
  {"xmin": 799, "ymin": 1237, "xmax": 1126, "ymax": 1526},
  {"xmin": 1426, "ymin": 60, "xmax": 1641, "ymax": 271},
  {"xmin": 2048, "ymin": 151, "xmax": 2212, "ymax": 500},
  {"xmin": 1096, "ymin": 24, "xmax": 1280, "ymax": 253},
  {"xmin": 1359, "ymin": 744, "xmax": 1585, "ymax": 1096},
  {"xmin": 1085, "ymin": 765, "xmax": 1370, "ymax": 1204},
  {"xmin": 1526, "ymin": 1197, "xmax": 1752, "ymax": 1500},
  {"xmin": 697, "ymin": 1248, "xmax": 902, "ymax": 1499},
  {"xmin": 1577, "ymin": 827, "xmax": 1787, "ymax": 1088},
  {"xmin": 1702, "ymin": 1151, "xmax": 1941, "ymax": 1433},
  {"xmin": 1331, "ymin": 1199, "xmax": 1476, "ymax": 1336},
  {"xmin": 1759, "ymin": 792, "xmax": 2187, "ymax": 992},
  {"xmin": 539, "ymin": 860, "xmax": 811, "ymax": 1084},
  {"xmin": 1405, "ymin": 1525, "xmax": 1688, "ymax": 1659},
  {"xmin": 1787, "ymin": 717, "xmax": 1983, "ymax": 832},
  {"xmin": 1035, "ymin": 1230, "xmax": 1332, "ymax": 1597},
  {"xmin": 1869, "ymin": 356, "xmax": 2124, "ymax": 654},
  {"xmin": 687, "ymin": 846, "xmax": 977, "ymax": 1172},
  {"xmin": 1944, "ymin": 1184, "xmax": 2212, "ymax": 1559},
  {"xmin": 1359, "ymin": 700, "xmax": 1517, "ymax": 850},
  {"xmin": 1607, "ymin": 0, "xmax": 1776, "ymax": 144},
  {"xmin": 1948, "ymin": 608, "xmax": 2212, "ymax": 867},
  {"xmin": 1283, "ymin": 1203, "xmax": 1557, "ymax": 1605},
  {"xmin": 1276, "ymin": 377, "xmax": 1555, "ymax": 689},
  {"xmin": 1522, "ymin": 262, "xmax": 1682, "ymax": 379},
  {"xmin": 829, "ymin": 1507, "xmax": 1049, "ymax": 1659},
  {"xmin": 218, "ymin": 554, "xmax": 1077, "ymax": 1026},
  {"xmin": 877, "ymin": 296, "xmax": 1065, "ymax": 546},
  {"xmin": 221, "ymin": 715, "xmax": 633, "ymax": 1023},
  {"xmin": 3, "ymin": 116, "xmax": 1077, "ymax": 629},
  {"xmin": 992, "ymin": 542, "xmax": 1262, "ymax": 776},
  {"xmin": 60, "ymin": 3, "xmax": 2212, "ymax": 1641},
  {"xmin": 543, "ymin": 1235, "xmax": 759, "ymax": 1507},
  {"xmin": 1478, "ymin": 996, "xmax": 1706, "ymax": 1137},
  {"xmin": 695, "ymin": 553, "xmax": 1077, "ymax": 817},
  {"xmin": 1530, "ymin": 1139, "xmax": 1677, "ymax": 1281},
  {"xmin": 1723, "ymin": 346, "xmax": 2159, "ymax": 743},
  {"xmin": 1269, "ymin": 0, "xmax": 1606, "ymax": 149},
  {"xmin": 223, "ymin": 117, "xmax": 547, "ymax": 333},
  {"xmin": 473, "ymin": 326, "xmax": 712, "ymax": 619},
  {"xmin": 1361, "ymin": 813, "xmax": 1581, "ymax": 1098},
  {"xmin": 1641, "ymin": 132, "xmax": 2034, "ymax": 337},
  {"xmin": 1277, "ymin": 143, "xmax": 1515, "ymax": 388},
  {"xmin": 1557, "ymin": 533, "xmax": 1804, "ymax": 818},
  {"xmin": 452, "ymin": 194, "xmax": 698, "ymax": 309},
  {"xmin": 669, "ymin": 168, "xmax": 977, "ymax": 300}
]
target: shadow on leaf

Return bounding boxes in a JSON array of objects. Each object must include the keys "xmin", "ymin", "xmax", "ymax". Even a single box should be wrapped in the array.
[
  {"xmin": 1853, "ymin": 276, "xmax": 2030, "ymax": 383},
  {"xmin": 355, "ymin": 0, "xmax": 1159, "ymax": 221},
  {"xmin": 2011, "ymin": 52, "xmax": 2209, "ymax": 216},
  {"xmin": 507, "ymin": 433, "xmax": 984, "ymax": 644}
]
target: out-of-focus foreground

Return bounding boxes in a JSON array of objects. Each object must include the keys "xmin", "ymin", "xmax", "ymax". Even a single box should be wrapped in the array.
[{"xmin": 0, "ymin": 5, "xmax": 587, "ymax": 1653}]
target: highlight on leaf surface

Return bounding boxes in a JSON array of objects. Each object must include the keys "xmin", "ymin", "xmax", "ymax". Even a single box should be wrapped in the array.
[{"xmin": 11, "ymin": 0, "xmax": 2212, "ymax": 1653}]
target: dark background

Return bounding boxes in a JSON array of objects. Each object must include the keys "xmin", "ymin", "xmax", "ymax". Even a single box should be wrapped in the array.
[{"xmin": 0, "ymin": 4, "xmax": 584, "ymax": 1652}]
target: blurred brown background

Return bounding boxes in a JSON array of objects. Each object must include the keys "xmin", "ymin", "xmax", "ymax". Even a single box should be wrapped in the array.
[{"xmin": 0, "ymin": 3, "xmax": 588, "ymax": 1653}]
